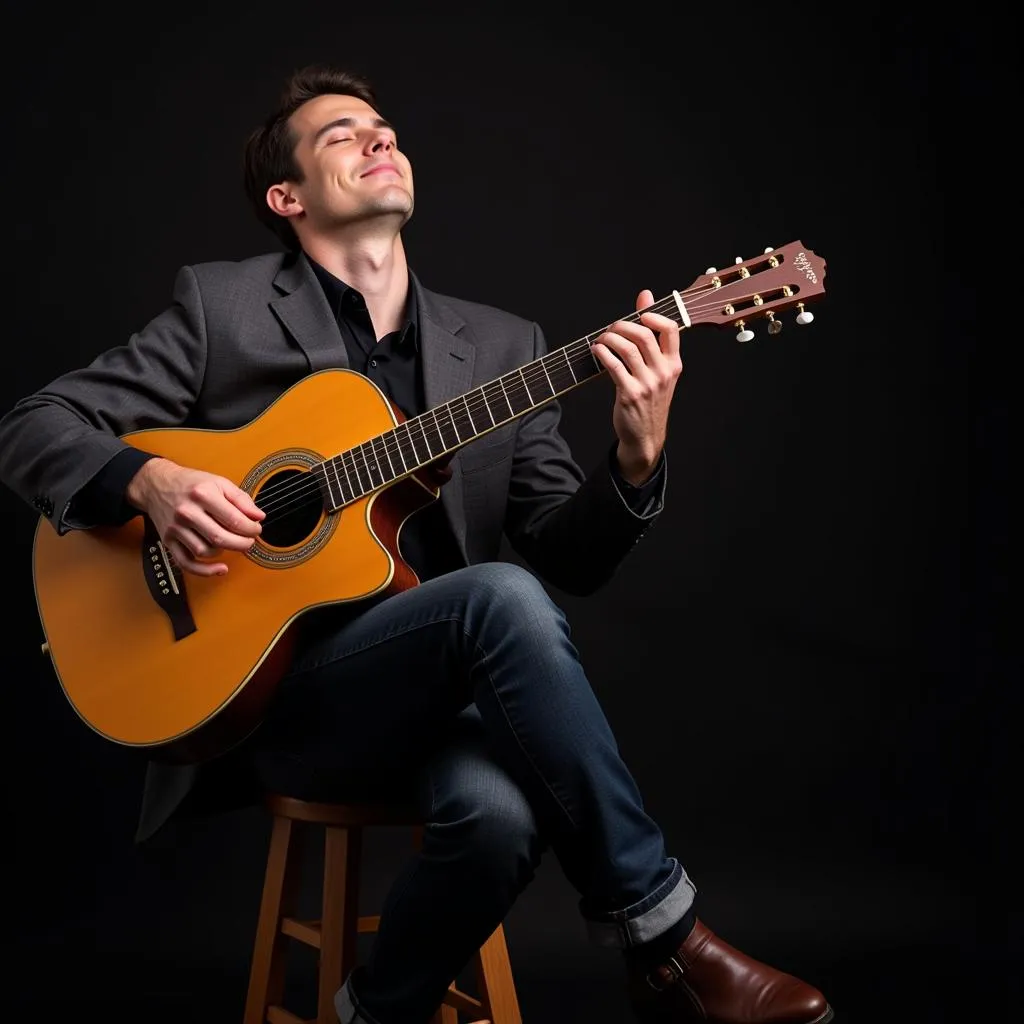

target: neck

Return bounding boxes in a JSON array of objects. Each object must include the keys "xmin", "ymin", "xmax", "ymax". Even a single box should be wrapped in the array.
[{"xmin": 302, "ymin": 230, "xmax": 410, "ymax": 338}]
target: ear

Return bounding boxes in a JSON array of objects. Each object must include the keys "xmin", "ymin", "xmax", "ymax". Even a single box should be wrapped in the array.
[{"xmin": 266, "ymin": 183, "xmax": 304, "ymax": 219}]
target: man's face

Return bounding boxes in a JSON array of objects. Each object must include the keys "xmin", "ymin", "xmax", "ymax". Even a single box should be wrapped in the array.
[{"xmin": 283, "ymin": 93, "xmax": 414, "ymax": 231}]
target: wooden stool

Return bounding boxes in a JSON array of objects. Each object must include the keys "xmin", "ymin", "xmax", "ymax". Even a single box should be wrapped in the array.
[{"xmin": 244, "ymin": 793, "xmax": 523, "ymax": 1024}]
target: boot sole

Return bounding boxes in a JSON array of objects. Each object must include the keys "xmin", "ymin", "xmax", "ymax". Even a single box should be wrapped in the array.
[{"xmin": 633, "ymin": 1001, "xmax": 836, "ymax": 1023}]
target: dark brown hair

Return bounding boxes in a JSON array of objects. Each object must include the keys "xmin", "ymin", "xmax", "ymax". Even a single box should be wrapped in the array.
[{"xmin": 243, "ymin": 65, "xmax": 380, "ymax": 249}]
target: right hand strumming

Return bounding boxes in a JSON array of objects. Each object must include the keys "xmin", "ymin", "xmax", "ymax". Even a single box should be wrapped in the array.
[{"xmin": 125, "ymin": 457, "xmax": 265, "ymax": 576}]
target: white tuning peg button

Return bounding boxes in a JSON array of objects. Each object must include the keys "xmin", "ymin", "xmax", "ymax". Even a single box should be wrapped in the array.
[
  {"xmin": 763, "ymin": 246, "xmax": 774, "ymax": 253},
  {"xmin": 734, "ymin": 257, "xmax": 743, "ymax": 264},
  {"xmin": 705, "ymin": 266, "xmax": 717, "ymax": 274},
  {"xmin": 795, "ymin": 304, "xmax": 814, "ymax": 325},
  {"xmin": 736, "ymin": 327, "xmax": 755, "ymax": 342}
]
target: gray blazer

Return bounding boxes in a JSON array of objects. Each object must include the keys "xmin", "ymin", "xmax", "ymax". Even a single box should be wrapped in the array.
[{"xmin": 0, "ymin": 250, "xmax": 664, "ymax": 842}]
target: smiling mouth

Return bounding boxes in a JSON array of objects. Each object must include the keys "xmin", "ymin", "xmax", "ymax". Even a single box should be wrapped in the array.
[{"xmin": 362, "ymin": 166, "xmax": 400, "ymax": 178}]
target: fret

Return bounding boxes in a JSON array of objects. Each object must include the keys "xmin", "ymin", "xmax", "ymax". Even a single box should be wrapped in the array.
[
  {"xmin": 460, "ymin": 394, "xmax": 478, "ymax": 437},
  {"xmin": 361, "ymin": 442, "xmax": 384, "ymax": 490},
  {"xmin": 347, "ymin": 447, "xmax": 370, "ymax": 495},
  {"xmin": 313, "ymin": 462, "xmax": 338, "ymax": 510},
  {"xmin": 372, "ymin": 435, "xmax": 395, "ymax": 482},
  {"xmin": 326, "ymin": 458, "xmax": 346, "ymax": 507},
  {"xmin": 475, "ymin": 386, "xmax": 495, "ymax": 428},
  {"xmin": 518, "ymin": 367, "xmax": 534, "ymax": 406},
  {"xmin": 538, "ymin": 356, "xmax": 556, "ymax": 397},
  {"xmin": 561, "ymin": 346, "xmax": 578, "ymax": 385},
  {"xmin": 426, "ymin": 409, "xmax": 447, "ymax": 454},
  {"xmin": 327, "ymin": 457, "xmax": 347, "ymax": 505},
  {"xmin": 340, "ymin": 452, "xmax": 359, "ymax": 500},
  {"xmin": 503, "ymin": 371, "xmax": 532, "ymax": 417},
  {"xmin": 407, "ymin": 417, "xmax": 432, "ymax": 462},
  {"xmin": 336, "ymin": 450, "xmax": 355, "ymax": 498},
  {"xmin": 435, "ymin": 405, "xmax": 461, "ymax": 450},
  {"xmin": 528, "ymin": 359, "xmax": 555, "ymax": 401},
  {"xmin": 564, "ymin": 342, "xmax": 597, "ymax": 385},
  {"xmin": 393, "ymin": 424, "xmax": 411, "ymax": 472},
  {"xmin": 545, "ymin": 348, "xmax": 577, "ymax": 392},
  {"xmin": 484, "ymin": 380, "xmax": 513, "ymax": 423}
]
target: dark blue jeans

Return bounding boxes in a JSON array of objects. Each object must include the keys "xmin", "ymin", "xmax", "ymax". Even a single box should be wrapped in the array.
[{"xmin": 250, "ymin": 562, "xmax": 695, "ymax": 1024}]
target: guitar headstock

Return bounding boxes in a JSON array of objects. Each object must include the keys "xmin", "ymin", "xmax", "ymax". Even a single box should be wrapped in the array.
[{"xmin": 678, "ymin": 240, "xmax": 827, "ymax": 342}]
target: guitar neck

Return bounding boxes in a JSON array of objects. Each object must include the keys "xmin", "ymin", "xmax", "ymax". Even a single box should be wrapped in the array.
[
  {"xmin": 313, "ymin": 298, "xmax": 682, "ymax": 511},
  {"xmin": 310, "ymin": 234, "xmax": 829, "ymax": 512}
]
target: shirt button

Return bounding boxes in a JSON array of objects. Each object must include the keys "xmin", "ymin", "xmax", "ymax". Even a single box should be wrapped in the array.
[{"xmin": 370, "ymin": 359, "xmax": 377, "ymax": 367}]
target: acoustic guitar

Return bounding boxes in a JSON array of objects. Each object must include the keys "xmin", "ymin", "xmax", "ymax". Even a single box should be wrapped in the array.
[{"xmin": 33, "ymin": 241, "xmax": 827, "ymax": 763}]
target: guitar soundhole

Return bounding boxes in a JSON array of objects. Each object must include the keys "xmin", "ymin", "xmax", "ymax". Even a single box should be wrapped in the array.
[{"xmin": 255, "ymin": 468, "xmax": 325, "ymax": 548}]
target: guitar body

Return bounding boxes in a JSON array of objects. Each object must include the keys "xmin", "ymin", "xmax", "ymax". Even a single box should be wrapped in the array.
[{"xmin": 33, "ymin": 369, "xmax": 434, "ymax": 764}]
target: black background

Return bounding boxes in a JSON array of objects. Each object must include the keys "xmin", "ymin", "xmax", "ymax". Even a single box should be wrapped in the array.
[{"xmin": 0, "ymin": 5, "xmax": 1013, "ymax": 1022}]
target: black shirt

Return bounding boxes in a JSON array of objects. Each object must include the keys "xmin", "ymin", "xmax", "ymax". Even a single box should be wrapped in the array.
[
  {"xmin": 307, "ymin": 256, "xmax": 464, "ymax": 583},
  {"xmin": 71, "ymin": 255, "xmax": 666, "ymax": 582}
]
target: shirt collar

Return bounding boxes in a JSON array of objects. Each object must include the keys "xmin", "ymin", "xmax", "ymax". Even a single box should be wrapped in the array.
[{"xmin": 305, "ymin": 252, "xmax": 419, "ymax": 350}]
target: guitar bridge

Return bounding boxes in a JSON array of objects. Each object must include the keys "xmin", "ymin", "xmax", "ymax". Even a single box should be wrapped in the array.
[{"xmin": 142, "ymin": 518, "xmax": 197, "ymax": 641}]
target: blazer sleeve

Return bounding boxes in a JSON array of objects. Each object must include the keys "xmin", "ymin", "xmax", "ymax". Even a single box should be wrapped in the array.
[
  {"xmin": 0, "ymin": 265, "xmax": 208, "ymax": 534},
  {"xmin": 503, "ymin": 322, "xmax": 666, "ymax": 596}
]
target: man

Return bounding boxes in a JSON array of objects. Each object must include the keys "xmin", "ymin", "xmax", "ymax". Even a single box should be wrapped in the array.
[{"xmin": 0, "ymin": 66, "xmax": 833, "ymax": 1023}]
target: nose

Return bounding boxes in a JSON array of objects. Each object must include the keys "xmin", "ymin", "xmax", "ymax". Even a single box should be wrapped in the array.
[{"xmin": 368, "ymin": 130, "xmax": 393, "ymax": 154}]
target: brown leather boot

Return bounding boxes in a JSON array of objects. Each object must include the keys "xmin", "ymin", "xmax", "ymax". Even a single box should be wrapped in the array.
[{"xmin": 627, "ymin": 919, "xmax": 834, "ymax": 1023}]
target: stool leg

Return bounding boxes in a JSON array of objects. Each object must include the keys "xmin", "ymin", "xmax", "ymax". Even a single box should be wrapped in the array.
[
  {"xmin": 475, "ymin": 924, "xmax": 522, "ymax": 1024},
  {"xmin": 431, "ymin": 1005, "xmax": 459, "ymax": 1023},
  {"xmin": 318, "ymin": 824, "xmax": 363, "ymax": 1024},
  {"xmin": 244, "ymin": 815, "xmax": 303, "ymax": 1024}
]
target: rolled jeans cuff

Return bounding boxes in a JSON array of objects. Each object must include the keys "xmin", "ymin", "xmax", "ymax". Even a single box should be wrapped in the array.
[
  {"xmin": 584, "ymin": 858, "xmax": 697, "ymax": 948},
  {"xmin": 335, "ymin": 972, "xmax": 383, "ymax": 1024}
]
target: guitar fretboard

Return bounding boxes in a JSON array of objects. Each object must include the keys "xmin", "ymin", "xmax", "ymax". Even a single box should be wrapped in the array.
[{"xmin": 312, "ymin": 333, "xmax": 616, "ymax": 510}]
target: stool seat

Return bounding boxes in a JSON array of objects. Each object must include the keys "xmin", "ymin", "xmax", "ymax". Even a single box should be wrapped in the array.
[
  {"xmin": 267, "ymin": 793, "xmax": 421, "ymax": 827},
  {"xmin": 244, "ymin": 793, "xmax": 523, "ymax": 1024}
]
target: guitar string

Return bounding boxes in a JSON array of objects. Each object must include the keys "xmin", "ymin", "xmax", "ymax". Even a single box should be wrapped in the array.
[
  {"xmin": 254, "ymin": 282, "xmax": 799, "ymax": 520},
  {"xmin": 253, "ymin": 292, "xmax": 690, "ymax": 518},
  {"xmin": 254, "ymin": 282, "xmax": 794, "ymax": 521}
]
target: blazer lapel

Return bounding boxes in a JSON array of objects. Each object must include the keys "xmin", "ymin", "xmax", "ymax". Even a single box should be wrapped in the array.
[
  {"xmin": 412, "ymin": 274, "xmax": 475, "ymax": 562},
  {"xmin": 270, "ymin": 254, "xmax": 349, "ymax": 373}
]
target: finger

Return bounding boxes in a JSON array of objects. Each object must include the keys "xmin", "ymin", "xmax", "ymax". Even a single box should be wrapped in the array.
[
  {"xmin": 224, "ymin": 482, "xmax": 266, "ymax": 522},
  {"xmin": 595, "ymin": 332, "xmax": 657, "ymax": 385},
  {"xmin": 193, "ymin": 511, "xmax": 260, "ymax": 552},
  {"xmin": 604, "ymin": 320, "xmax": 662, "ymax": 364},
  {"xmin": 639, "ymin": 309, "xmax": 682, "ymax": 360},
  {"xmin": 591, "ymin": 342, "xmax": 643, "ymax": 395},
  {"xmin": 171, "ymin": 523, "xmax": 221, "ymax": 560},
  {"xmin": 636, "ymin": 287, "xmax": 682, "ymax": 360},
  {"xmin": 208, "ymin": 491, "xmax": 264, "ymax": 537},
  {"xmin": 167, "ymin": 536, "xmax": 228, "ymax": 577}
]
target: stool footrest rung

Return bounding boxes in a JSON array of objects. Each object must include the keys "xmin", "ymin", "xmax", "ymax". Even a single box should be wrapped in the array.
[
  {"xmin": 280, "ymin": 914, "xmax": 383, "ymax": 949},
  {"xmin": 443, "ymin": 984, "xmax": 484, "ymax": 1013},
  {"xmin": 280, "ymin": 916, "xmax": 321, "ymax": 948}
]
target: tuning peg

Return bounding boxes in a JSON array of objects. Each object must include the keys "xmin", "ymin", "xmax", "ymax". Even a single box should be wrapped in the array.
[
  {"xmin": 766, "ymin": 311, "xmax": 782, "ymax": 335},
  {"xmin": 763, "ymin": 246, "xmax": 774, "ymax": 253},
  {"xmin": 795, "ymin": 302, "xmax": 814, "ymax": 325},
  {"xmin": 734, "ymin": 257, "xmax": 743, "ymax": 264},
  {"xmin": 735, "ymin": 319, "xmax": 754, "ymax": 342},
  {"xmin": 705, "ymin": 266, "xmax": 717, "ymax": 274}
]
